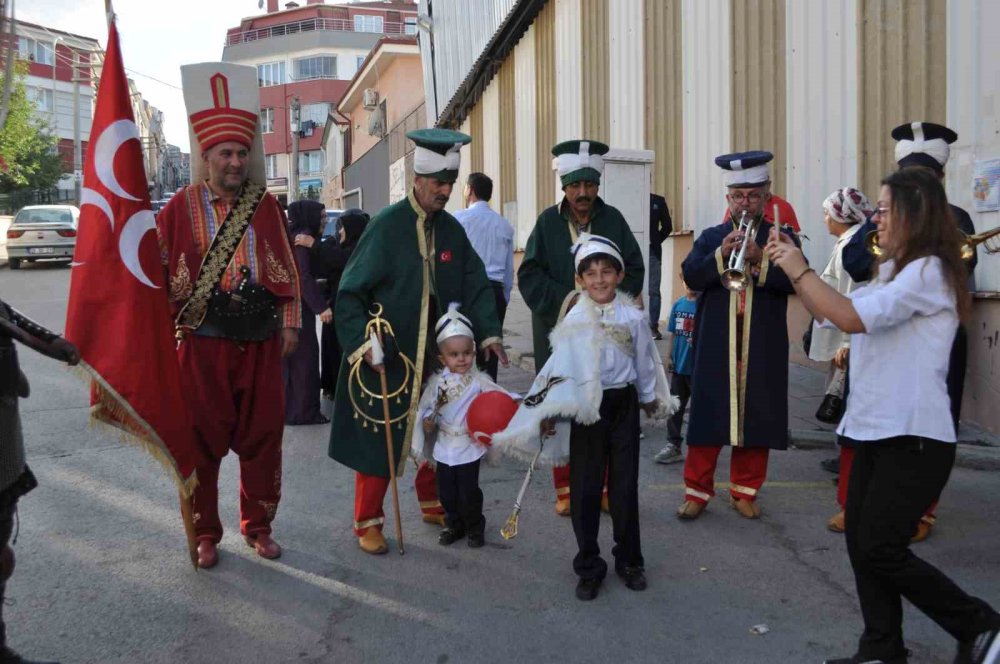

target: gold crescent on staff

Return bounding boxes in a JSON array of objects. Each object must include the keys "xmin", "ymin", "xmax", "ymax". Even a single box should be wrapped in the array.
[{"xmin": 348, "ymin": 301, "xmax": 416, "ymax": 431}]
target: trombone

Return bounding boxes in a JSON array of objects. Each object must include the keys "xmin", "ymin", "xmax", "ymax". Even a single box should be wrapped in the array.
[
  {"xmin": 866, "ymin": 224, "xmax": 1000, "ymax": 261},
  {"xmin": 722, "ymin": 210, "xmax": 759, "ymax": 292}
]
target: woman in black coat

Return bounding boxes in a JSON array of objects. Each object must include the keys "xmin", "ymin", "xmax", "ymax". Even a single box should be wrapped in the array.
[{"xmin": 293, "ymin": 208, "xmax": 369, "ymax": 400}]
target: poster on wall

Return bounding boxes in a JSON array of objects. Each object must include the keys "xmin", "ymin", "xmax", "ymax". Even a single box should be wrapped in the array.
[
  {"xmin": 389, "ymin": 157, "xmax": 406, "ymax": 204},
  {"xmin": 972, "ymin": 159, "xmax": 1000, "ymax": 213},
  {"xmin": 299, "ymin": 178, "xmax": 323, "ymax": 201}
]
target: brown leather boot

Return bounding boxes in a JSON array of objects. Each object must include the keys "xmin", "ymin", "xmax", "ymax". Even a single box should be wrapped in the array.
[
  {"xmin": 197, "ymin": 539, "xmax": 218, "ymax": 569},
  {"xmin": 826, "ymin": 510, "xmax": 846, "ymax": 533},
  {"xmin": 676, "ymin": 500, "xmax": 706, "ymax": 520},
  {"xmin": 245, "ymin": 533, "xmax": 282, "ymax": 560},
  {"xmin": 422, "ymin": 514, "xmax": 446, "ymax": 527},
  {"xmin": 729, "ymin": 496, "xmax": 762, "ymax": 519},
  {"xmin": 358, "ymin": 528, "xmax": 388, "ymax": 555},
  {"xmin": 555, "ymin": 498, "xmax": 571, "ymax": 517}
]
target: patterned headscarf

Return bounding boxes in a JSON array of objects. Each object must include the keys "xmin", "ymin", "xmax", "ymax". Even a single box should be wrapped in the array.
[{"xmin": 822, "ymin": 187, "xmax": 874, "ymax": 226}]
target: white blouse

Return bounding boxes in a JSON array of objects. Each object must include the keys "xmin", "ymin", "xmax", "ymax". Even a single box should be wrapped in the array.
[{"xmin": 831, "ymin": 256, "xmax": 958, "ymax": 443}]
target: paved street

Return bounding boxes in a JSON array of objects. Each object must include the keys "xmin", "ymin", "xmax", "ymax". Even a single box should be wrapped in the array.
[{"xmin": 4, "ymin": 262, "xmax": 1000, "ymax": 664}]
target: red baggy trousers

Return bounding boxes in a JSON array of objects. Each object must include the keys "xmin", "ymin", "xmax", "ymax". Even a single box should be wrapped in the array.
[
  {"xmin": 836, "ymin": 446, "xmax": 936, "ymax": 524},
  {"xmin": 683, "ymin": 446, "xmax": 769, "ymax": 504},
  {"xmin": 179, "ymin": 335, "xmax": 284, "ymax": 543},
  {"xmin": 354, "ymin": 461, "xmax": 444, "ymax": 535}
]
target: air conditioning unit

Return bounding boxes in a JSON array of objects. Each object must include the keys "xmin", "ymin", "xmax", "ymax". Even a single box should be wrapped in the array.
[{"xmin": 363, "ymin": 88, "xmax": 379, "ymax": 110}]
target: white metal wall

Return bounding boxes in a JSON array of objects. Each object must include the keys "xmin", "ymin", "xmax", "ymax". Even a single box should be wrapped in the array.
[
  {"xmin": 446, "ymin": 116, "xmax": 473, "ymax": 215},
  {"xmin": 609, "ymin": 0, "xmax": 645, "ymax": 149},
  {"xmin": 785, "ymin": 0, "xmax": 859, "ymax": 269},
  {"xmin": 947, "ymin": 0, "xmax": 1000, "ymax": 292},
  {"xmin": 514, "ymin": 24, "xmax": 538, "ymax": 249},
  {"xmin": 681, "ymin": 0, "xmax": 731, "ymax": 233},
  {"xmin": 481, "ymin": 81, "xmax": 502, "ymax": 205},
  {"xmin": 554, "ymin": 0, "xmax": 583, "ymax": 142},
  {"xmin": 418, "ymin": 0, "xmax": 519, "ymax": 124}
]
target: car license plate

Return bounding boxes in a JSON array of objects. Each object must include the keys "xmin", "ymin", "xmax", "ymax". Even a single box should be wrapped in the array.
[{"xmin": 28, "ymin": 247, "xmax": 55, "ymax": 255}]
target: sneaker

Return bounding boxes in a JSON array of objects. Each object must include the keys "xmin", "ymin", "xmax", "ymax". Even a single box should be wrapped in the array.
[
  {"xmin": 821, "ymin": 457, "xmax": 840, "ymax": 474},
  {"xmin": 955, "ymin": 626, "xmax": 1000, "ymax": 664},
  {"xmin": 575, "ymin": 577, "xmax": 602, "ymax": 601},
  {"xmin": 651, "ymin": 327, "xmax": 663, "ymax": 341},
  {"xmin": 654, "ymin": 443, "xmax": 683, "ymax": 465},
  {"xmin": 616, "ymin": 566, "xmax": 647, "ymax": 591}
]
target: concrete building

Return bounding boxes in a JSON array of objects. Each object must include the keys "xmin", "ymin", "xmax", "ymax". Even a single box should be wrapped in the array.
[
  {"xmin": 419, "ymin": 0, "xmax": 1000, "ymax": 435},
  {"xmin": 160, "ymin": 144, "xmax": 190, "ymax": 196},
  {"xmin": 334, "ymin": 36, "xmax": 424, "ymax": 213},
  {"xmin": 221, "ymin": 0, "xmax": 418, "ymax": 205},
  {"xmin": 12, "ymin": 20, "xmax": 99, "ymax": 200},
  {"xmin": 127, "ymin": 78, "xmax": 166, "ymax": 200}
]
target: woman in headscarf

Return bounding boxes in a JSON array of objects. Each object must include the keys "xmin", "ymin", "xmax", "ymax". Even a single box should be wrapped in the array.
[
  {"xmin": 294, "ymin": 208, "xmax": 370, "ymax": 400},
  {"xmin": 282, "ymin": 200, "xmax": 330, "ymax": 425}
]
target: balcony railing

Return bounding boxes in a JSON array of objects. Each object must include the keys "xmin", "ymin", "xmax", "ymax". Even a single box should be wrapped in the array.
[{"xmin": 225, "ymin": 18, "xmax": 414, "ymax": 47}]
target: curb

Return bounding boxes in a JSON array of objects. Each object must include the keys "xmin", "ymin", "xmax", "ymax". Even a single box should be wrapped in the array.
[{"xmin": 790, "ymin": 428, "xmax": 1000, "ymax": 471}]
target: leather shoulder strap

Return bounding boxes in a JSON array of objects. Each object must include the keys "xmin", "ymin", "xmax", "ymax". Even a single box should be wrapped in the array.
[{"xmin": 175, "ymin": 182, "xmax": 266, "ymax": 333}]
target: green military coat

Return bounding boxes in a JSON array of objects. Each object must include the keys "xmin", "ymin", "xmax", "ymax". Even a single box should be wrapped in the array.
[
  {"xmin": 517, "ymin": 197, "xmax": 645, "ymax": 368},
  {"xmin": 329, "ymin": 192, "xmax": 502, "ymax": 478}
]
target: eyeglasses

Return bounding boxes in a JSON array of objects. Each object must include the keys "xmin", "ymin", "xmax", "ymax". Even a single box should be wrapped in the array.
[
  {"xmin": 729, "ymin": 192, "xmax": 764, "ymax": 203},
  {"xmin": 872, "ymin": 206, "xmax": 890, "ymax": 218}
]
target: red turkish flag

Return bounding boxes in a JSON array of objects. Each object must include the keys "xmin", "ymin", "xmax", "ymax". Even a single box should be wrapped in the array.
[{"xmin": 64, "ymin": 20, "xmax": 200, "ymax": 497}]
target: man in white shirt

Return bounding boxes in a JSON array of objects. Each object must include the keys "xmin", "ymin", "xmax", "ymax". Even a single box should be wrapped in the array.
[{"xmin": 454, "ymin": 173, "xmax": 515, "ymax": 381}]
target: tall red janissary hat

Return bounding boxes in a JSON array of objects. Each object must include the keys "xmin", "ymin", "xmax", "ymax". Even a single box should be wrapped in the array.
[{"xmin": 181, "ymin": 62, "xmax": 266, "ymax": 184}]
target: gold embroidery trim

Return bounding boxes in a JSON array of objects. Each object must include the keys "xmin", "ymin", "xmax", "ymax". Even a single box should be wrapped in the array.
[
  {"xmin": 264, "ymin": 239, "xmax": 292, "ymax": 284},
  {"xmin": 175, "ymin": 182, "xmax": 265, "ymax": 332},
  {"xmin": 169, "ymin": 253, "xmax": 192, "ymax": 302}
]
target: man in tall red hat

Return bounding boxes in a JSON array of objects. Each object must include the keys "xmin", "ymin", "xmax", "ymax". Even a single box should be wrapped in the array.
[{"xmin": 156, "ymin": 63, "xmax": 301, "ymax": 568}]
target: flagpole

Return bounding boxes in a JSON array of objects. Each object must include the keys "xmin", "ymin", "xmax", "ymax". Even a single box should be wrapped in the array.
[
  {"xmin": 179, "ymin": 490, "xmax": 199, "ymax": 570},
  {"xmin": 376, "ymin": 326, "xmax": 405, "ymax": 555}
]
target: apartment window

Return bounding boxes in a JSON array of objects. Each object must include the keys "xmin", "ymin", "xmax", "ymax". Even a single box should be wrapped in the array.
[
  {"xmin": 353, "ymin": 14, "xmax": 384, "ymax": 34},
  {"xmin": 294, "ymin": 56, "xmax": 337, "ymax": 81},
  {"xmin": 300, "ymin": 102, "xmax": 330, "ymax": 127},
  {"xmin": 356, "ymin": 55, "xmax": 366, "ymax": 71},
  {"xmin": 404, "ymin": 17, "xmax": 417, "ymax": 35},
  {"xmin": 265, "ymin": 154, "xmax": 278, "ymax": 179},
  {"xmin": 260, "ymin": 107, "xmax": 274, "ymax": 133},
  {"xmin": 298, "ymin": 150, "xmax": 324, "ymax": 175},
  {"xmin": 28, "ymin": 87, "xmax": 54, "ymax": 113},
  {"xmin": 257, "ymin": 61, "xmax": 286, "ymax": 87},
  {"xmin": 17, "ymin": 37, "xmax": 55, "ymax": 66}
]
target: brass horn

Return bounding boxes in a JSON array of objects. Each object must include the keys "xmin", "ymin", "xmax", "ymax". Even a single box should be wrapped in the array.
[
  {"xmin": 864, "ymin": 229, "xmax": 883, "ymax": 258},
  {"xmin": 961, "ymin": 225, "xmax": 1000, "ymax": 260}
]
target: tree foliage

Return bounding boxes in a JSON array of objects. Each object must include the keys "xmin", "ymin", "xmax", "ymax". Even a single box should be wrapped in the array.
[{"xmin": 0, "ymin": 63, "xmax": 64, "ymax": 193}]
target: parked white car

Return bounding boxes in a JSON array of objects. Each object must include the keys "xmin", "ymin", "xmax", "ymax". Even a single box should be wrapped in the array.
[{"xmin": 5, "ymin": 205, "xmax": 80, "ymax": 270}]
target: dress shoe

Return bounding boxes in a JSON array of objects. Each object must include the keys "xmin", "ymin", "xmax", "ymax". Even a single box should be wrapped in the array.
[
  {"xmin": 617, "ymin": 566, "xmax": 647, "ymax": 591},
  {"xmin": 422, "ymin": 513, "xmax": 446, "ymax": 527},
  {"xmin": 676, "ymin": 500, "xmax": 706, "ymax": 520},
  {"xmin": 911, "ymin": 520, "xmax": 933, "ymax": 543},
  {"xmin": 467, "ymin": 532, "xmax": 485, "ymax": 548},
  {"xmin": 821, "ymin": 457, "xmax": 840, "ymax": 474},
  {"xmin": 730, "ymin": 496, "xmax": 762, "ymax": 519},
  {"xmin": 555, "ymin": 498, "xmax": 571, "ymax": 517},
  {"xmin": 575, "ymin": 577, "xmax": 602, "ymax": 601},
  {"xmin": 0, "ymin": 645, "xmax": 60, "ymax": 664},
  {"xmin": 827, "ymin": 510, "xmax": 846, "ymax": 533},
  {"xmin": 600, "ymin": 495, "xmax": 610, "ymax": 514},
  {"xmin": 358, "ymin": 528, "xmax": 388, "ymax": 554},
  {"xmin": 197, "ymin": 539, "xmax": 218, "ymax": 569},
  {"xmin": 245, "ymin": 533, "xmax": 281, "ymax": 560},
  {"xmin": 438, "ymin": 527, "xmax": 465, "ymax": 546}
]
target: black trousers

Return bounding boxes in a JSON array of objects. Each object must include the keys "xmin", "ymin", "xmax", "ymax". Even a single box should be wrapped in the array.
[
  {"xmin": 436, "ymin": 459, "xmax": 484, "ymax": 536},
  {"xmin": 320, "ymin": 321, "xmax": 341, "ymax": 397},
  {"xmin": 570, "ymin": 385, "xmax": 643, "ymax": 580},
  {"xmin": 476, "ymin": 282, "xmax": 507, "ymax": 382},
  {"xmin": 667, "ymin": 373, "xmax": 691, "ymax": 445},
  {"xmin": 845, "ymin": 437, "xmax": 999, "ymax": 660}
]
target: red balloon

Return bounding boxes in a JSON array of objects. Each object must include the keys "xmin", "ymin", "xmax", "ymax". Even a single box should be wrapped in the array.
[{"xmin": 466, "ymin": 391, "xmax": 518, "ymax": 446}]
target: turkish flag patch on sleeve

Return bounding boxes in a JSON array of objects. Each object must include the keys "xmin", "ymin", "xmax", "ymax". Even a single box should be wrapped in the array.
[{"xmin": 439, "ymin": 250, "xmax": 452, "ymax": 263}]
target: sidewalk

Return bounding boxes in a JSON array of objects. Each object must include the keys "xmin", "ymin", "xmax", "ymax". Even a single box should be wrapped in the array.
[{"xmin": 500, "ymin": 281, "xmax": 1000, "ymax": 466}]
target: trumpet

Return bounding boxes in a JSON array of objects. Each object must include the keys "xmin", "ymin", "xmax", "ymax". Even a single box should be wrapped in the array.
[
  {"xmin": 866, "ymin": 224, "xmax": 1000, "ymax": 261},
  {"xmin": 722, "ymin": 210, "xmax": 759, "ymax": 292}
]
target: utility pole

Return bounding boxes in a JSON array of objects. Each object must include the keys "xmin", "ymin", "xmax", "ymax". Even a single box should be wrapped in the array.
[
  {"xmin": 72, "ymin": 50, "xmax": 81, "ymax": 204},
  {"xmin": 289, "ymin": 95, "xmax": 300, "ymax": 204}
]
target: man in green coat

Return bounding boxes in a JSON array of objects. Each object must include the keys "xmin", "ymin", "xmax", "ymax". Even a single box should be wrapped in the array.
[
  {"xmin": 517, "ymin": 139, "xmax": 645, "ymax": 515},
  {"xmin": 330, "ymin": 128, "xmax": 506, "ymax": 555}
]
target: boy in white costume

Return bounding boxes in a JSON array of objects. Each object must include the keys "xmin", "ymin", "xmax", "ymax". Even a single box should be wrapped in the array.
[
  {"xmin": 494, "ymin": 234, "xmax": 676, "ymax": 601},
  {"xmin": 413, "ymin": 304, "xmax": 510, "ymax": 548}
]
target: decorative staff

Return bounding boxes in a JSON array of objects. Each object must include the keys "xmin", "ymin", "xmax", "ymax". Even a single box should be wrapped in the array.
[
  {"xmin": 500, "ymin": 436, "xmax": 546, "ymax": 540},
  {"xmin": 347, "ymin": 304, "xmax": 416, "ymax": 554}
]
